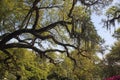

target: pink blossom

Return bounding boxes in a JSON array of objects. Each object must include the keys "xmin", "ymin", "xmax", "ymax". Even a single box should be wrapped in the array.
[{"xmin": 104, "ymin": 75, "xmax": 120, "ymax": 80}]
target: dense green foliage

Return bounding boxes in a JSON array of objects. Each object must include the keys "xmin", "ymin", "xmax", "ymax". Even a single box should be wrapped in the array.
[
  {"xmin": 0, "ymin": 49, "xmax": 52, "ymax": 80},
  {"xmin": 0, "ymin": 49, "xmax": 102, "ymax": 80}
]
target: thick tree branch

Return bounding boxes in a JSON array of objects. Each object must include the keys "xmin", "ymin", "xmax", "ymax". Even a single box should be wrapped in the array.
[
  {"xmin": 38, "ymin": 5, "xmax": 62, "ymax": 9},
  {"xmin": 0, "ymin": 43, "xmax": 67, "ymax": 64},
  {"xmin": 0, "ymin": 29, "xmax": 33, "ymax": 45},
  {"xmin": 68, "ymin": 0, "xmax": 77, "ymax": 18},
  {"xmin": 36, "ymin": 21, "xmax": 71, "ymax": 33},
  {"xmin": 21, "ymin": 0, "xmax": 40, "ymax": 29},
  {"xmin": 1, "ymin": 43, "xmax": 66, "ymax": 57},
  {"xmin": 0, "ymin": 20, "xmax": 72, "ymax": 52},
  {"xmin": 32, "ymin": 7, "xmax": 39, "ymax": 30},
  {"xmin": 1, "ymin": 43, "xmax": 42, "ymax": 52},
  {"xmin": 0, "ymin": 43, "xmax": 45, "ymax": 58},
  {"xmin": 43, "ymin": 49, "xmax": 66, "ymax": 53},
  {"xmin": 32, "ymin": 34, "xmax": 77, "ymax": 49}
]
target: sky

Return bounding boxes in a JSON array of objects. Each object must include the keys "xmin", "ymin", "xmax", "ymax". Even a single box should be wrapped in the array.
[
  {"xmin": 91, "ymin": 0, "xmax": 119, "ymax": 58},
  {"xmin": 91, "ymin": 14, "xmax": 116, "ymax": 46},
  {"xmin": 91, "ymin": 14, "xmax": 117, "ymax": 59},
  {"xmin": 92, "ymin": 0, "xmax": 119, "ymax": 46}
]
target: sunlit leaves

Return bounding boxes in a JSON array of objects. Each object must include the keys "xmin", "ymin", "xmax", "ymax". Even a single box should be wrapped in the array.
[{"xmin": 72, "ymin": 6, "xmax": 89, "ymax": 21}]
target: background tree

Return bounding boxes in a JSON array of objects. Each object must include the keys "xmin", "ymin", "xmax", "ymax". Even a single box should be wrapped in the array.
[
  {"xmin": 103, "ymin": 3, "xmax": 120, "ymax": 29},
  {"xmin": 101, "ymin": 41, "xmax": 120, "ymax": 78},
  {"xmin": 101, "ymin": 26, "xmax": 120, "ymax": 78},
  {"xmin": 100, "ymin": 3, "xmax": 120, "ymax": 76}
]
